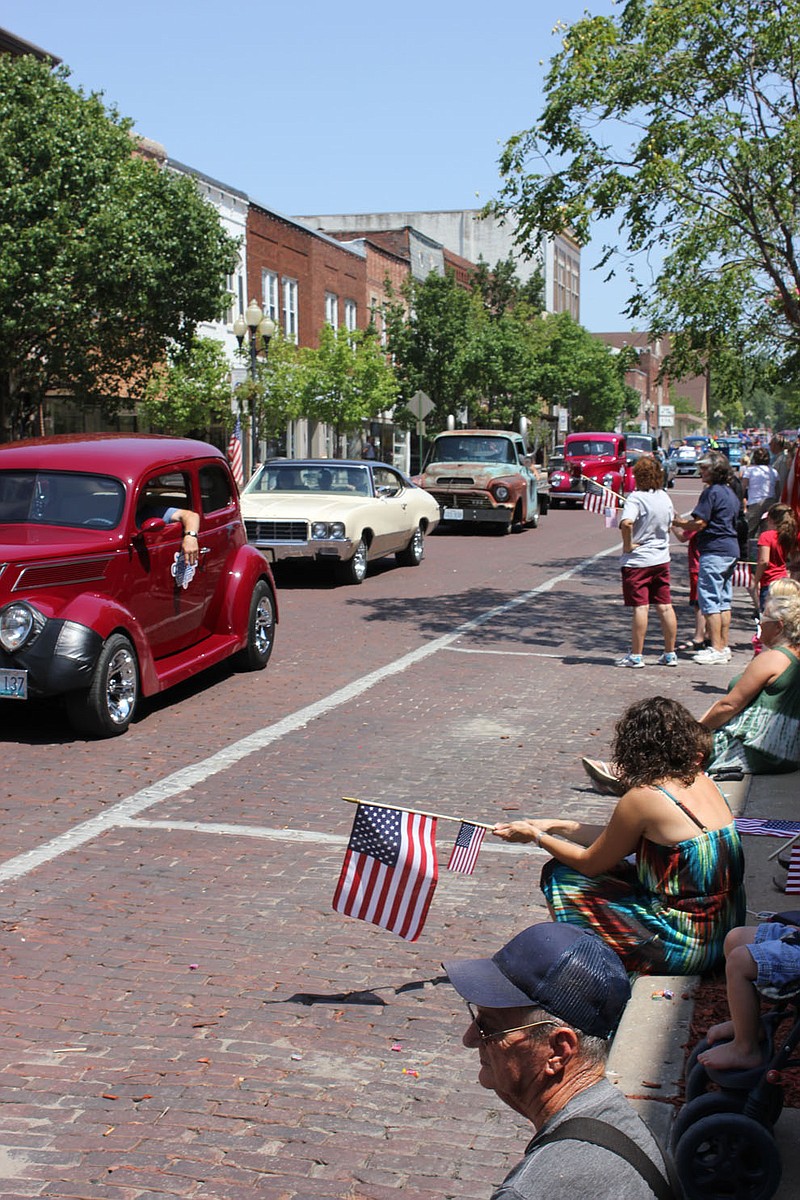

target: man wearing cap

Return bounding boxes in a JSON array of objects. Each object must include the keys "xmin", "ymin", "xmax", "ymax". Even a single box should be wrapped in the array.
[{"xmin": 444, "ymin": 923, "xmax": 676, "ymax": 1199}]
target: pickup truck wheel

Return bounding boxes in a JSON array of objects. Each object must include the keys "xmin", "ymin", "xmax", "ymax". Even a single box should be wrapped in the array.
[
  {"xmin": 66, "ymin": 632, "xmax": 139, "ymax": 738},
  {"xmin": 396, "ymin": 524, "xmax": 424, "ymax": 566},
  {"xmin": 337, "ymin": 537, "xmax": 368, "ymax": 584},
  {"xmin": 234, "ymin": 579, "xmax": 276, "ymax": 671}
]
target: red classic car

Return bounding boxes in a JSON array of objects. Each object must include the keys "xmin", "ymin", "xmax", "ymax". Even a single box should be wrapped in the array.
[
  {"xmin": 0, "ymin": 435, "xmax": 278, "ymax": 737},
  {"xmin": 548, "ymin": 432, "xmax": 631, "ymax": 508}
]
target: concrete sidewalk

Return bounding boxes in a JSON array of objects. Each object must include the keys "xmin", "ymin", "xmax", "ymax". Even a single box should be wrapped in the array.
[{"xmin": 608, "ymin": 769, "xmax": 800, "ymax": 1197}]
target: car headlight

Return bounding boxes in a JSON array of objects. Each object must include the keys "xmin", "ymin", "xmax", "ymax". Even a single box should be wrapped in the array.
[
  {"xmin": 493, "ymin": 485, "xmax": 510, "ymax": 501},
  {"xmin": 602, "ymin": 473, "xmax": 615, "ymax": 487},
  {"xmin": 0, "ymin": 602, "xmax": 42, "ymax": 652},
  {"xmin": 311, "ymin": 522, "xmax": 329, "ymax": 539},
  {"xmin": 330, "ymin": 522, "xmax": 346, "ymax": 539},
  {"xmin": 550, "ymin": 472, "xmax": 565, "ymax": 486}
]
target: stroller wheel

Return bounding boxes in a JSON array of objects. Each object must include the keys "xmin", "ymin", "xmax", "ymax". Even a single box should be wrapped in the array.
[
  {"xmin": 675, "ymin": 1112, "xmax": 780, "ymax": 1200},
  {"xmin": 671, "ymin": 1091, "xmax": 748, "ymax": 1150}
]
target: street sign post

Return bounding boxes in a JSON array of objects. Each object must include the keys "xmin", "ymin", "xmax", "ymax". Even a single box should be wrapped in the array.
[{"xmin": 659, "ymin": 405, "xmax": 675, "ymax": 428}]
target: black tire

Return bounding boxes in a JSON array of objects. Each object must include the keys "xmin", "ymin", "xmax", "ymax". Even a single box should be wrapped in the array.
[
  {"xmin": 671, "ymin": 1092, "xmax": 747, "ymax": 1151},
  {"xmin": 234, "ymin": 579, "xmax": 276, "ymax": 671},
  {"xmin": 337, "ymin": 537, "xmax": 368, "ymax": 584},
  {"xmin": 66, "ymin": 632, "xmax": 139, "ymax": 738},
  {"xmin": 674, "ymin": 1113, "xmax": 780, "ymax": 1200},
  {"xmin": 396, "ymin": 524, "xmax": 424, "ymax": 567}
]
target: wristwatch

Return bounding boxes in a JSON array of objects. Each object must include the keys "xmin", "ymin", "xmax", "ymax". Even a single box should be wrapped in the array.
[{"xmin": 184, "ymin": 530, "xmax": 199, "ymax": 538}]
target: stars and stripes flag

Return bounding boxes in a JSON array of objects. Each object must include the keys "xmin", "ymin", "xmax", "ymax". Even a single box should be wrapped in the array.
[
  {"xmin": 446, "ymin": 821, "xmax": 486, "ymax": 875},
  {"xmin": 735, "ymin": 818, "xmax": 800, "ymax": 837},
  {"xmin": 583, "ymin": 485, "xmax": 621, "ymax": 516},
  {"xmin": 333, "ymin": 804, "xmax": 438, "ymax": 941},
  {"xmin": 733, "ymin": 561, "xmax": 754, "ymax": 588},
  {"xmin": 785, "ymin": 847, "xmax": 800, "ymax": 894},
  {"xmin": 227, "ymin": 418, "xmax": 244, "ymax": 486}
]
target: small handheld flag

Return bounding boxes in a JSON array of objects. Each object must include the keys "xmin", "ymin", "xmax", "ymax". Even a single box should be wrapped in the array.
[
  {"xmin": 733, "ymin": 562, "xmax": 754, "ymax": 588},
  {"xmin": 333, "ymin": 804, "xmax": 438, "ymax": 941},
  {"xmin": 446, "ymin": 822, "xmax": 486, "ymax": 875}
]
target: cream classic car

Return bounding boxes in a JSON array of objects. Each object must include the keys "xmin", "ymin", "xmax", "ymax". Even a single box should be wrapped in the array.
[{"xmin": 240, "ymin": 459, "xmax": 441, "ymax": 584}]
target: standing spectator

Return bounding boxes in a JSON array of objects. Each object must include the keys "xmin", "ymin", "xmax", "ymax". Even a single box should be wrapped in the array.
[
  {"xmin": 443, "ymin": 922, "xmax": 679, "ymax": 1199},
  {"xmin": 742, "ymin": 446, "xmax": 780, "ymax": 548},
  {"xmin": 770, "ymin": 435, "xmax": 792, "ymax": 497},
  {"xmin": 615, "ymin": 455, "xmax": 677, "ymax": 668},
  {"xmin": 751, "ymin": 504, "xmax": 799, "ymax": 609},
  {"xmin": 362, "ymin": 437, "xmax": 376, "ymax": 461},
  {"xmin": 673, "ymin": 451, "xmax": 741, "ymax": 665}
]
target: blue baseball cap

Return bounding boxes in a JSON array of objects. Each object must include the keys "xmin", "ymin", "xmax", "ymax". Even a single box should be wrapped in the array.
[{"xmin": 443, "ymin": 922, "xmax": 630, "ymax": 1040}]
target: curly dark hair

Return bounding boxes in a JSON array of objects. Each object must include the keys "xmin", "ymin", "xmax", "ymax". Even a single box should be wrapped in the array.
[
  {"xmin": 610, "ymin": 696, "xmax": 712, "ymax": 789},
  {"xmin": 632, "ymin": 455, "xmax": 664, "ymax": 491},
  {"xmin": 752, "ymin": 446, "xmax": 770, "ymax": 466}
]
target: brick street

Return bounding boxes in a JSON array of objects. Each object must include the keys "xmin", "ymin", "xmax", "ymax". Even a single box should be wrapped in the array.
[{"xmin": 0, "ymin": 480, "xmax": 753, "ymax": 1198}]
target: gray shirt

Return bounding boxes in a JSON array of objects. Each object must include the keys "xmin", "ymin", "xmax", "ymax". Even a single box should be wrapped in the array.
[{"xmin": 491, "ymin": 1078, "xmax": 669, "ymax": 1200}]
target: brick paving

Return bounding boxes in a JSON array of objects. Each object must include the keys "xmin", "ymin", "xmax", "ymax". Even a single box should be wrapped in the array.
[{"xmin": 0, "ymin": 489, "xmax": 758, "ymax": 1198}]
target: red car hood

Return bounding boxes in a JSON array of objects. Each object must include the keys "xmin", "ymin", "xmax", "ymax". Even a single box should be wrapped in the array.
[{"xmin": 0, "ymin": 524, "xmax": 120, "ymax": 559}]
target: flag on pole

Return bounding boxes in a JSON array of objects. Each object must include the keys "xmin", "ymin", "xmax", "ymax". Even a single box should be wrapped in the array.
[
  {"xmin": 785, "ymin": 847, "xmax": 800, "ymax": 894},
  {"xmin": 735, "ymin": 818, "xmax": 800, "ymax": 837},
  {"xmin": 446, "ymin": 821, "xmax": 486, "ymax": 875},
  {"xmin": 333, "ymin": 804, "xmax": 438, "ymax": 941},
  {"xmin": 583, "ymin": 490, "xmax": 606, "ymax": 515},
  {"xmin": 227, "ymin": 418, "xmax": 244, "ymax": 486},
  {"xmin": 733, "ymin": 561, "xmax": 754, "ymax": 588}
]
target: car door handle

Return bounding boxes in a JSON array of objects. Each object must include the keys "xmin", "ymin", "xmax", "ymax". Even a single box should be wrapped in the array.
[{"xmin": 200, "ymin": 546, "xmax": 212, "ymax": 556}]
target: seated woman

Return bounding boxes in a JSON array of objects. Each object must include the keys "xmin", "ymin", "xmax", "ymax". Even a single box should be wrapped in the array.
[
  {"xmin": 585, "ymin": 584, "xmax": 800, "ymax": 784},
  {"xmin": 700, "ymin": 585, "xmax": 800, "ymax": 774},
  {"xmin": 493, "ymin": 697, "xmax": 745, "ymax": 975}
]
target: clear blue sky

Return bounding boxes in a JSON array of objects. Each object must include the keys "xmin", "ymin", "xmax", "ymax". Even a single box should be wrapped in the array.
[{"xmin": 3, "ymin": 0, "xmax": 639, "ymax": 332}]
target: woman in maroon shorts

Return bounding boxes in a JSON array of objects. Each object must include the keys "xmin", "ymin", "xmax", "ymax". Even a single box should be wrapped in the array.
[{"xmin": 615, "ymin": 455, "xmax": 678, "ymax": 668}]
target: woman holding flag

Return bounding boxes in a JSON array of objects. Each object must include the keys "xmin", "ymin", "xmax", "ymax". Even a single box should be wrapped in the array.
[
  {"xmin": 614, "ymin": 455, "xmax": 677, "ymax": 668},
  {"xmin": 492, "ymin": 696, "xmax": 745, "ymax": 975}
]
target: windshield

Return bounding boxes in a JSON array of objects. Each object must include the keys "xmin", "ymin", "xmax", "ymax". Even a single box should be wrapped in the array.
[
  {"xmin": 566, "ymin": 440, "xmax": 616, "ymax": 457},
  {"xmin": 243, "ymin": 463, "xmax": 371, "ymax": 497},
  {"xmin": 0, "ymin": 470, "xmax": 125, "ymax": 528},
  {"xmin": 428, "ymin": 436, "xmax": 516, "ymax": 465}
]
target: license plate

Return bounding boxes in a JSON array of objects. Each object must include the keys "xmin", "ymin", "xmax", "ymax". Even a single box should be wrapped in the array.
[
  {"xmin": 0, "ymin": 669, "xmax": 27, "ymax": 700},
  {"xmin": 443, "ymin": 508, "xmax": 463, "ymax": 520}
]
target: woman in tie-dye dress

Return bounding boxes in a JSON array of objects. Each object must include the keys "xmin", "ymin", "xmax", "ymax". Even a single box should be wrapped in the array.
[{"xmin": 492, "ymin": 697, "xmax": 745, "ymax": 975}]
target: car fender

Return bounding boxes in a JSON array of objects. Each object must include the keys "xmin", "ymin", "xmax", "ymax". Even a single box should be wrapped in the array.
[
  {"xmin": 217, "ymin": 544, "xmax": 279, "ymax": 637},
  {"xmin": 37, "ymin": 591, "xmax": 161, "ymax": 694}
]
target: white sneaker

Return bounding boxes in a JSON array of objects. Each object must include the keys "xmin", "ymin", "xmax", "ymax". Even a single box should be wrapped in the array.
[
  {"xmin": 615, "ymin": 653, "xmax": 644, "ymax": 668},
  {"xmin": 693, "ymin": 647, "xmax": 729, "ymax": 665}
]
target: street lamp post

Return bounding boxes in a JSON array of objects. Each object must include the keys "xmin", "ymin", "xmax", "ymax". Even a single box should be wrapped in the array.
[{"xmin": 233, "ymin": 300, "xmax": 277, "ymax": 476}]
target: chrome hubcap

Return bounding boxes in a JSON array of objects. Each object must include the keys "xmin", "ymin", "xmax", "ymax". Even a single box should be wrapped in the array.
[
  {"xmin": 106, "ymin": 648, "xmax": 137, "ymax": 724},
  {"xmin": 254, "ymin": 594, "xmax": 274, "ymax": 655},
  {"xmin": 353, "ymin": 542, "xmax": 367, "ymax": 579}
]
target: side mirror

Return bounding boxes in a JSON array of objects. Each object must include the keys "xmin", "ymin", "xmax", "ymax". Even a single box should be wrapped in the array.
[{"xmin": 138, "ymin": 516, "xmax": 167, "ymax": 535}]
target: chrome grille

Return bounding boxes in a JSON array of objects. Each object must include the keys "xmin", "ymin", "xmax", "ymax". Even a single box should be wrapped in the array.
[
  {"xmin": 431, "ymin": 492, "xmax": 491, "ymax": 509},
  {"xmin": 245, "ymin": 519, "xmax": 308, "ymax": 542}
]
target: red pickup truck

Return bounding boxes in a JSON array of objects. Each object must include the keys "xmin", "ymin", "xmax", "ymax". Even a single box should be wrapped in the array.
[{"xmin": 548, "ymin": 432, "xmax": 630, "ymax": 508}]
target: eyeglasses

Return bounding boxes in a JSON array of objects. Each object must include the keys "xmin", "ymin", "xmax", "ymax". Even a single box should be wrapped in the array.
[{"xmin": 466, "ymin": 1002, "xmax": 560, "ymax": 1043}]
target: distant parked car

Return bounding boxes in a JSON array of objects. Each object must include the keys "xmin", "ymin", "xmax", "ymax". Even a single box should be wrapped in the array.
[
  {"xmin": 626, "ymin": 433, "xmax": 660, "ymax": 456},
  {"xmin": 416, "ymin": 429, "xmax": 543, "ymax": 533},
  {"xmin": 0, "ymin": 436, "xmax": 277, "ymax": 736},
  {"xmin": 240, "ymin": 459, "xmax": 440, "ymax": 584},
  {"xmin": 717, "ymin": 437, "xmax": 744, "ymax": 469},
  {"xmin": 670, "ymin": 445, "xmax": 700, "ymax": 476}
]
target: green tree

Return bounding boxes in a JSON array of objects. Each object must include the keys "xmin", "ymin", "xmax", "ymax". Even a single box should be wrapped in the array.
[
  {"xmin": 305, "ymin": 325, "xmax": 399, "ymax": 455},
  {"xmin": 139, "ymin": 337, "xmax": 233, "ymax": 436},
  {"xmin": 528, "ymin": 313, "xmax": 639, "ymax": 430},
  {"xmin": 243, "ymin": 332, "xmax": 308, "ymax": 446},
  {"xmin": 0, "ymin": 54, "xmax": 238, "ymax": 440},
  {"xmin": 492, "ymin": 0, "xmax": 800, "ymax": 366}
]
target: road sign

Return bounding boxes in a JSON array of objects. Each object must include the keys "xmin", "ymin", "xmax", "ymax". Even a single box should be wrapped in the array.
[{"xmin": 659, "ymin": 405, "xmax": 675, "ymax": 428}]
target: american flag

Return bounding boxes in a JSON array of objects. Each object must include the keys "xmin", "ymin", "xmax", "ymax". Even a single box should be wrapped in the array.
[
  {"xmin": 733, "ymin": 561, "xmax": 754, "ymax": 588},
  {"xmin": 735, "ymin": 818, "xmax": 800, "ymax": 837},
  {"xmin": 583, "ymin": 487, "xmax": 619, "ymax": 516},
  {"xmin": 446, "ymin": 821, "xmax": 486, "ymax": 875},
  {"xmin": 333, "ymin": 804, "xmax": 438, "ymax": 942},
  {"xmin": 227, "ymin": 418, "xmax": 244, "ymax": 486},
  {"xmin": 786, "ymin": 847, "xmax": 800, "ymax": 894}
]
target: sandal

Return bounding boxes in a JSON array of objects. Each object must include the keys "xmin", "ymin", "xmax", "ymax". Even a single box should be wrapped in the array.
[{"xmin": 677, "ymin": 639, "xmax": 708, "ymax": 652}]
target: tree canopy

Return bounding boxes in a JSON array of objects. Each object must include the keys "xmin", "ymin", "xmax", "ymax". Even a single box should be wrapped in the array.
[
  {"xmin": 139, "ymin": 337, "xmax": 234, "ymax": 436},
  {"xmin": 0, "ymin": 54, "xmax": 238, "ymax": 440},
  {"xmin": 492, "ymin": 0, "xmax": 800, "ymax": 372}
]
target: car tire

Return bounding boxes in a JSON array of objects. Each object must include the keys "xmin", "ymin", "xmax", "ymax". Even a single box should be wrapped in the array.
[
  {"xmin": 234, "ymin": 578, "xmax": 276, "ymax": 671},
  {"xmin": 66, "ymin": 632, "xmax": 139, "ymax": 738},
  {"xmin": 337, "ymin": 537, "xmax": 368, "ymax": 584},
  {"xmin": 396, "ymin": 524, "xmax": 424, "ymax": 567}
]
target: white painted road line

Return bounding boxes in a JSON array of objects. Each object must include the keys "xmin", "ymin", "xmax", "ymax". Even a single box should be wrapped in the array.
[{"xmin": 0, "ymin": 544, "xmax": 616, "ymax": 885}]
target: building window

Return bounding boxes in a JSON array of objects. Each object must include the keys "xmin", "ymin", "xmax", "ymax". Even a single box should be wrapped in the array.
[
  {"xmin": 325, "ymin": 292, "xmax": 339, "ymax": 328},
  {"xmin": 344, "ymin": 299, "xmax": 357, "ymax": 332},
  {"xmin": 262, "ymin": 270, "xmax": 279, "ymax": 323},
  {"xmin": 283, "ymin": 278, "xmax": 298, "ymax": 340}
]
